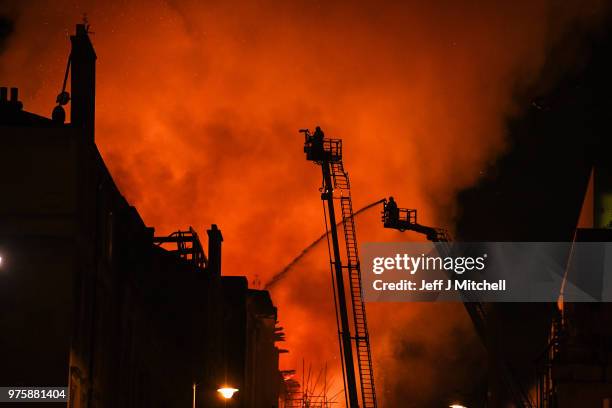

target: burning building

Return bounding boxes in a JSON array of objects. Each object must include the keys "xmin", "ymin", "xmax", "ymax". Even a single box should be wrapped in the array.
[
  {"xmin": 0, "ymin": 24, "xmax": 282, "ymax": 408},
  {"xmin": 455, "ymin": 16, "xmax": 612, "ymax": 405}
]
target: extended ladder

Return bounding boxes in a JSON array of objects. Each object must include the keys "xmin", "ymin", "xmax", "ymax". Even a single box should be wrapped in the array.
[
  {"xmin": 303, "ymin": 128, "xmax": 377, "ymax": 408},
  {"xmin": 333, "ymin": 164, "xmax": 377, "ymax": 408}
]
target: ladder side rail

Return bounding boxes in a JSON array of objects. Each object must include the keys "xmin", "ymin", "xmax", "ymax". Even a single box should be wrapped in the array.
[
  {"xmin": 334, "ymin": 166, "xmax": 377, "ymax": 408},
  {"xmin": 321, "ymin": 161, "xmax": 360, "ymax": 408},
  {"xmin": 322, "ymin": 200, "xmax": 351, "ymax": 408}
]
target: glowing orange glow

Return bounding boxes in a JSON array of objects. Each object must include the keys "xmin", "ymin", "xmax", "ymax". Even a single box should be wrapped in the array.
[
  {"xmin": 0, "ymin": 1, "xmax": 606, "ymax": 405},
  {"xmin": 217, "ymin": 387, "xmax": 238, "ymax": 399}
]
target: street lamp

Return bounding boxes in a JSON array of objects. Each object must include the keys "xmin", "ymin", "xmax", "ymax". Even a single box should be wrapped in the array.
[
  {"xmin": 217, "ymin": 387, "xmax": 239, "ymax": 399},
  {"xmin": 450, "ymin": 404, "xmax": 467, "ymax": 408}
]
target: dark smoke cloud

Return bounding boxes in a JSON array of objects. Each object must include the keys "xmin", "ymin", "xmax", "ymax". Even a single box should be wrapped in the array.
[{"xmin": 0, "ymin": 15, "xmax": 13, "ymax": 54}]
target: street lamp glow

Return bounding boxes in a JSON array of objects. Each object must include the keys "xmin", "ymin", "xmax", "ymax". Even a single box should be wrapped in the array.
[
  {"xmin": 450, "ymin": 405, "xmax": 467, "ymax": 408},
  {"xmin": 217, "ymin": 387, "xmax": 238, "ymax": 399}
]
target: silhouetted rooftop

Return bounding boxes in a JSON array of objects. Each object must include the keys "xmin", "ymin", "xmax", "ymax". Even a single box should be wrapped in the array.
[{"xmin": 0, "ymin": 87, "xmax": 56, "ymax": 127}]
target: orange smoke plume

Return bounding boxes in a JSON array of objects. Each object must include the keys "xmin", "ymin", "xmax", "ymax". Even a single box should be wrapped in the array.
[{"xmin": 0, "ymin": 1, "xmax": 606, "ymax": 405}]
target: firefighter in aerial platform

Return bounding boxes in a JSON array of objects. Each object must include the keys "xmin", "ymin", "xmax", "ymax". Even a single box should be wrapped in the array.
[
  {"xmin": 384, "ymin": 196, "xmax": 400, "ymax": 227},
  {"xmin": 303, "ymin": 126, "xmax": 326, "ymax": 161},
  {"xmin": 312, "ymin": 126, "xmax": 324, "ymax": 148}
]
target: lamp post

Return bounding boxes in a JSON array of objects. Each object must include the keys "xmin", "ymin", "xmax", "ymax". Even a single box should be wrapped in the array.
[{"xmin": 192, "ymin": 383, "xmax": 197, "ymax": 408}]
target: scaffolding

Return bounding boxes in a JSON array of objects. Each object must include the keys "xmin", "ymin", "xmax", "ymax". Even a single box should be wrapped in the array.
[{"xmin": 153, "ymin": 226, "xmax": 207, "ymax": 271}]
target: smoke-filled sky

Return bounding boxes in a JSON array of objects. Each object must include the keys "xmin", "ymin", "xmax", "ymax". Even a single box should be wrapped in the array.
[{"xmin": 0, "ymin": 0, "xmax": 607, "ymax": 406}]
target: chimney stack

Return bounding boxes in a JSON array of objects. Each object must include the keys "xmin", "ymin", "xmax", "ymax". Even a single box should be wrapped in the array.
[
  {"xmin": 0, "ymin": 87, "xmax": 23, "ymax": 111},
  {"xmin": 70, "ymin": 24, "xmax": 96, "ymax": 138},
  {"xmin": 207, "ymin": 224, "xmax": 223, "ymax": 277},
  {"xmin": 9, "ymin": 87, "xmax": 17, "ymax": 102}
]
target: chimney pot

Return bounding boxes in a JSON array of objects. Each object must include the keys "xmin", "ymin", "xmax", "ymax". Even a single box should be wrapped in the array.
[
  {"xmin": 0, "ymin": 87, "xmax": 7, "ymax": 102},
  {"xmin": 207, "ymin": 224, "xmax": 224, "ymax": 277},
  {"xmin": 10, "ymin": 87, "xmax": 17, "ymax": 103},
  {"xmin": 70, "ymin": 24, "xmax": 97, "ymax": 136}
]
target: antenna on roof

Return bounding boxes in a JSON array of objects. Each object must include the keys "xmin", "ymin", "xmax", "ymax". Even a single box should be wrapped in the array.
[
  {"xmin": 252, "ymin": 274, "xmax": 261, "ymax": 289},
  {"xmin": 82, "ymin": 13, "xmax": 94, "ymax": 34}
]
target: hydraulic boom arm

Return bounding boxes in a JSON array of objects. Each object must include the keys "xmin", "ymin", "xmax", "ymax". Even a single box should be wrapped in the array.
[{"xmin": 381, "ymin": 198, "xmax": 534, "ymax": 408}]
